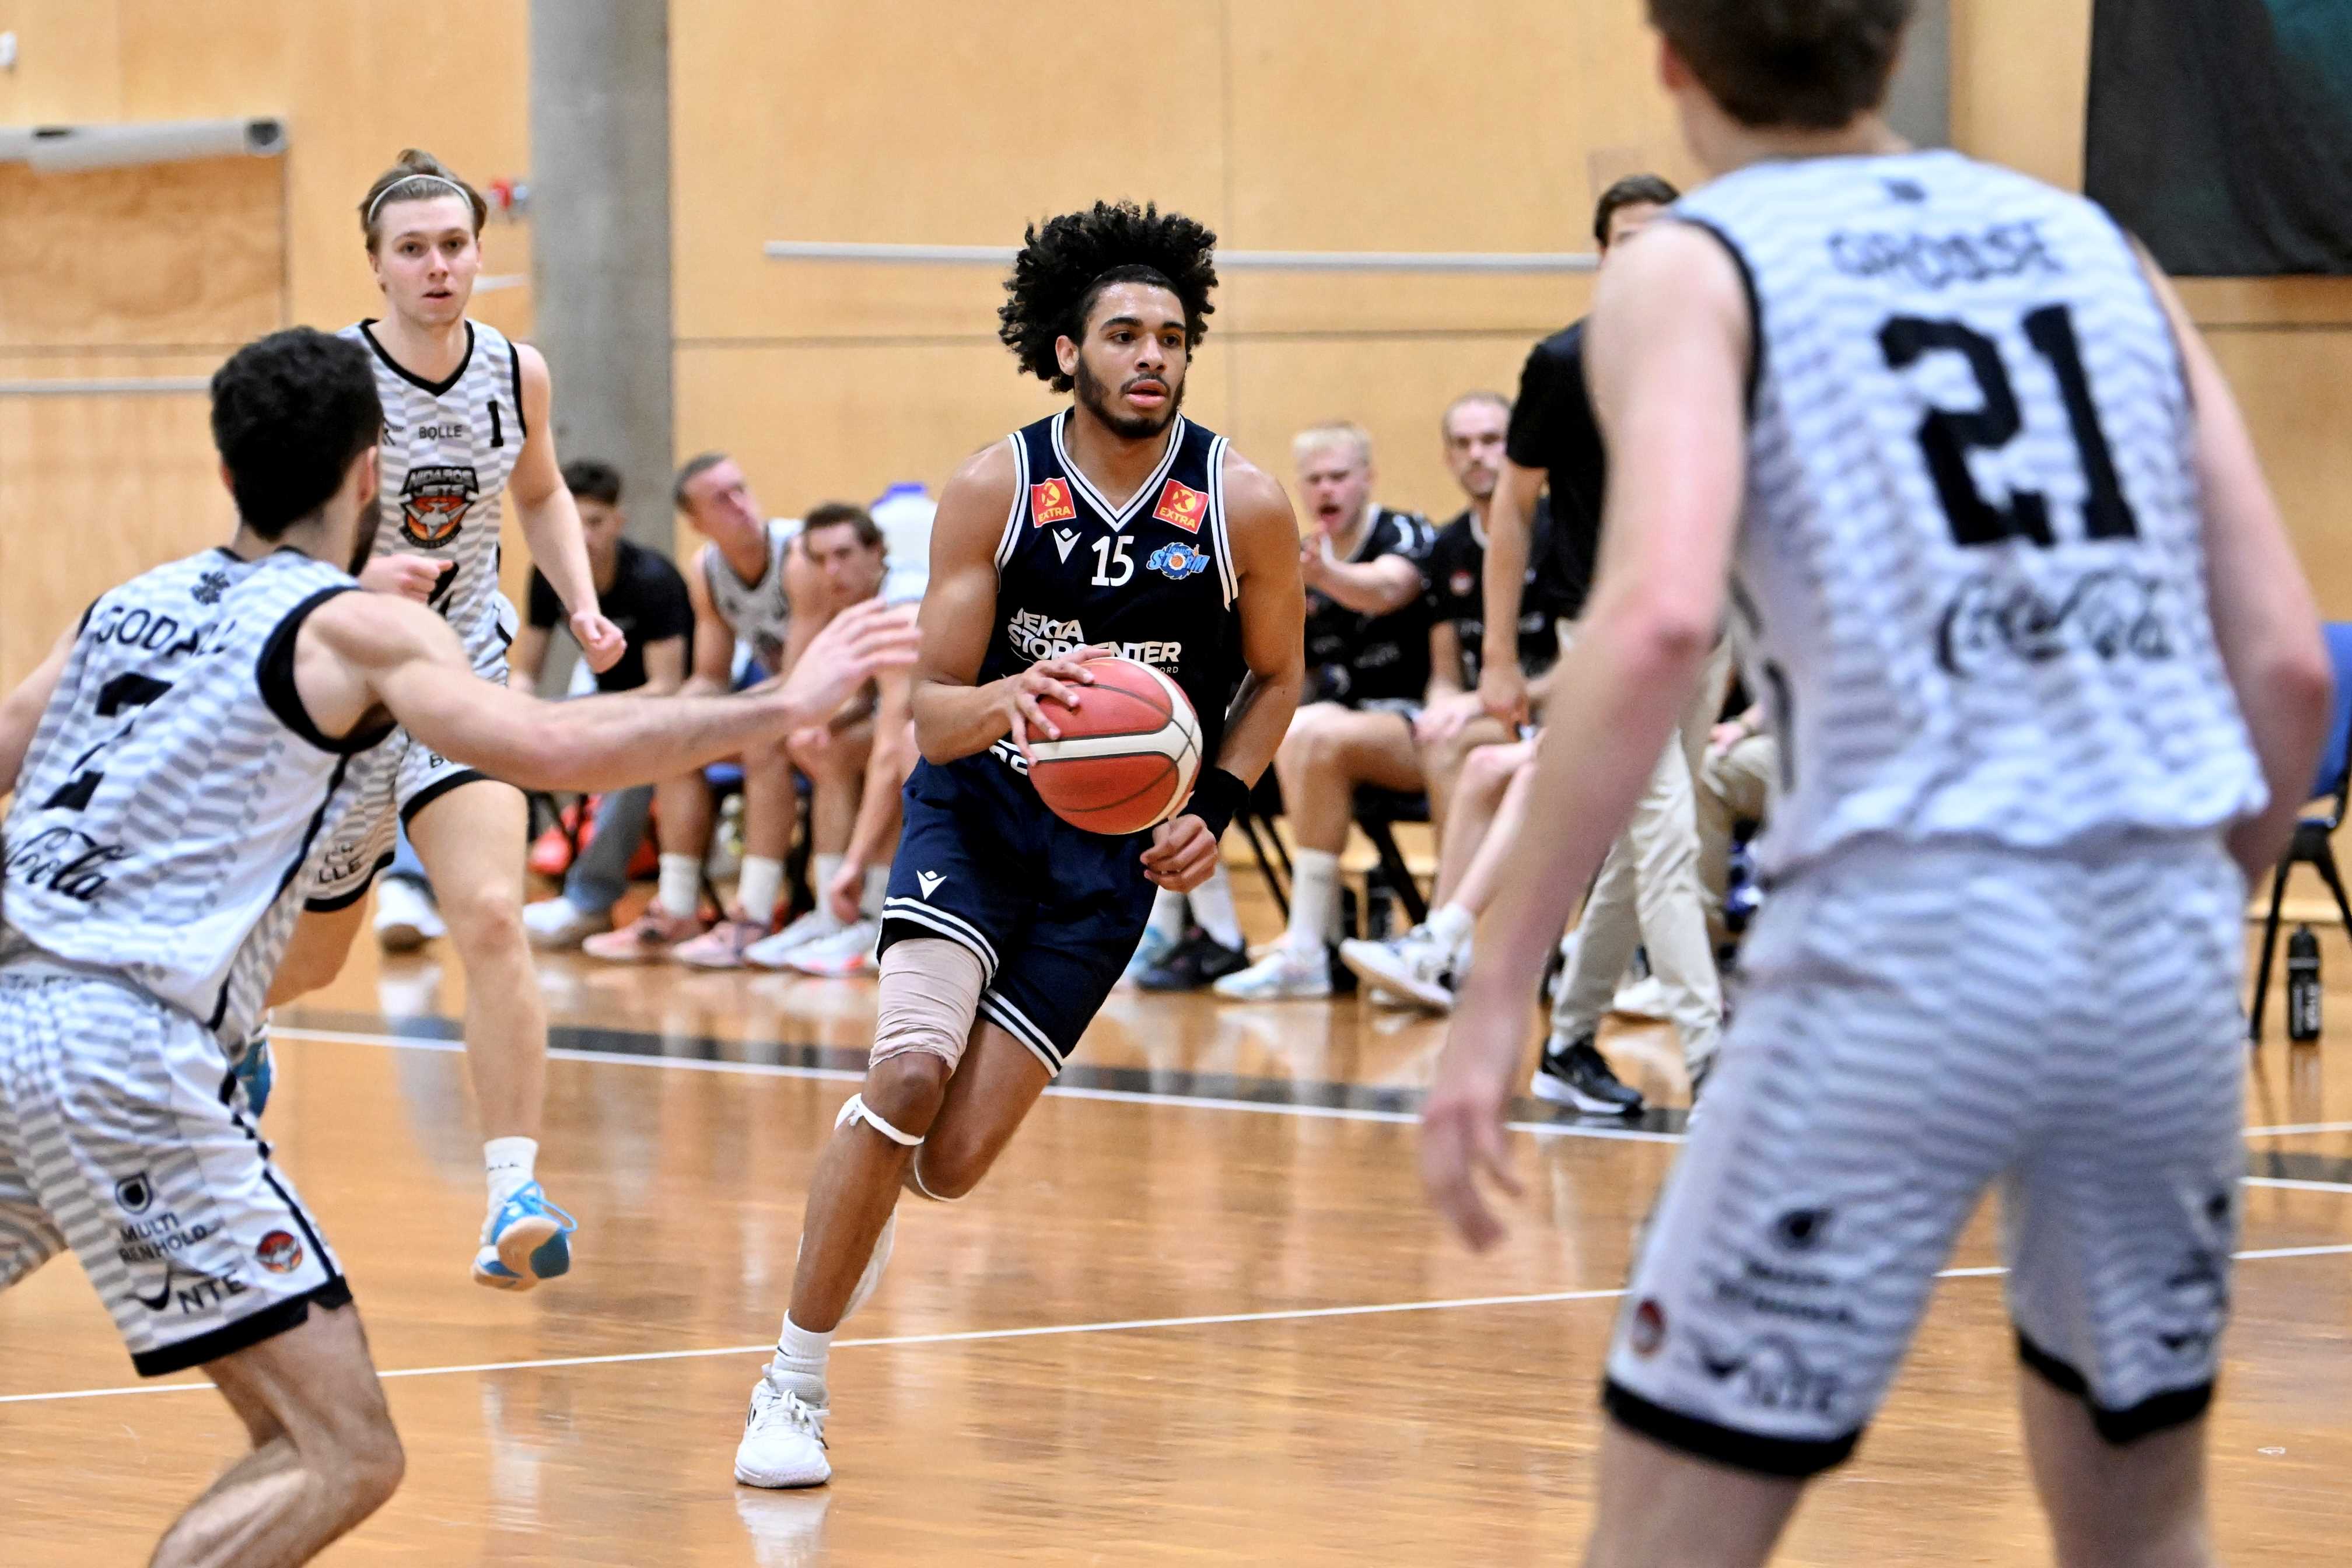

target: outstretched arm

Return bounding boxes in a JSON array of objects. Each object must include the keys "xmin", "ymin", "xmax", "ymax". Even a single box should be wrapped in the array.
[
  {"xmin": 508, "ymin": 344, "xmax": 624, "ymax": 672},
  {"xmin": 294, "ymin": 592, "xmax": 917, "ymax": 794}
]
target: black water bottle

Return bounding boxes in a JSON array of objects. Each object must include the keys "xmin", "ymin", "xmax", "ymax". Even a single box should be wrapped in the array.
[{"xmin": 2287, "ymin": 925, "xmax": 2322, "ymax": 1042}]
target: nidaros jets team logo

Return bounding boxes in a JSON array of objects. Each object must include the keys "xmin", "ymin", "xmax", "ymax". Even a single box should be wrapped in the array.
[{"xmin": 400, "ymin": 465, "xmax": 480, "ymax": 548}]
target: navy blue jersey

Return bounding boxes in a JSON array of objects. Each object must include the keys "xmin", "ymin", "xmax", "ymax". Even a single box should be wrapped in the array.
[
  {"xmin": 980, "ymin": 410, "xmax": 1247, "ymax": 765},
  {"xmin": 877, "ymin": 411, "xmax": 1251, "ymax": 1070},
  {"xmin": 1303, "ymin": 506, "xmax": 1436, "ymax": 707}
]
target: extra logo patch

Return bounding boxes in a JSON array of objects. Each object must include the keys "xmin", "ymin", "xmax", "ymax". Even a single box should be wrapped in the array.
[
  {"xmin": 399, "ymin": 464, "xmax": 480, "ymax": 548},
  {"xmin": 1030, "ymin": 478, "xmax": 1077, "ymax": 528},
  {"xmin": 1146, "ymin": 542, "xmax": 1210, "ymax": 582},
  {"xmin": 1152, "ymin": 478, "xmax": 1206, "ymax": 533},
  {"xmin": 256, "ymin": 1230, "xmax": 304, "ymax": 1275}
]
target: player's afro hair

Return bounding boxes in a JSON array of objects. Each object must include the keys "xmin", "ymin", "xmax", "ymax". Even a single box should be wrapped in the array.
[{"xmin": 998, "ymin": 201, "xmax": 1218, "ymax": 392}]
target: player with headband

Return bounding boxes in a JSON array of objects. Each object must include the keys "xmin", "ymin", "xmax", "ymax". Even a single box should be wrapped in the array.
[{"xmin": 268, "ymin": 149, "xmax": 626, "ymax": 1292}]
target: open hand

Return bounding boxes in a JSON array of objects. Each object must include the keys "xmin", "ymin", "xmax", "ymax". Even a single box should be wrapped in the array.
[
  {"xmin": 1420, "ymin": 994, "xmax": 1529, "ymax": 1251},
  {"xmin": 771, "ymin": 600, "xmax": 921, "ymax": 726}
]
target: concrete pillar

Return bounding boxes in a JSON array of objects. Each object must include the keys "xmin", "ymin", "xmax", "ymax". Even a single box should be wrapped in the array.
[
  {"xmin": 528, "ymin": 1, "xmax": 673, "ymax": 558},
  {"xmin": 1887, "ymin": 0, "xmax": 1953, "ymax": 148}
]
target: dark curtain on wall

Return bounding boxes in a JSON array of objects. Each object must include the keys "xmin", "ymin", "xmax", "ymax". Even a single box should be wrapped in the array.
[{"xmin": 2085, "ymin": 0, "xmax": 2352, "ymax": 275}]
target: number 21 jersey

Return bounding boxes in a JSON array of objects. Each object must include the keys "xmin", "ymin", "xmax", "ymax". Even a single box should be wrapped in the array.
[{"xmin": 1676, "ymin": 150, "xmax": 2263, "ymax": 878}]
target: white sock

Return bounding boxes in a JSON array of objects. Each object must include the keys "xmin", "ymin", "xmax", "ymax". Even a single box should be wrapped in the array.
[
  {"xmin": 1189, "ymin": 862, "xmax": 1244, "ymax": 950},
  {"xmin": 1147, "ymin": 888, "xmax": 1188, "ymax": 942},
  {"xmin": 657, "ymin": 853, "xmax": 701, "ymax": 919},
  {"xmin": 485, "ymin": 1136, "xmax": 537, "ymax": 1207},
  {"xmin": 1427, "ymin": 902, "xmax": 1475, "ymax": 960},
  {"xmin": 813, "ymin": 855, "xmax": 845, "ymax": 918},
  {"xmin": 769, "ymin": 1312, "xmax": 834, "ymax": 1400},
  {"xmin": 860, "ymin": 864, "xmax": 889, "ymax": 918},
  {"xmin": 1287, "ymin": 849, "xmax": 1341, "ymax": 954},
  {"xmin": 737, "ymin": 855, "xmax": 785, "ymax": 925}
]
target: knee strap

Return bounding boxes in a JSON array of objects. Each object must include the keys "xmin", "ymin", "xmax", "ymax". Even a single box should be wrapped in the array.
[
  {"xmin": 839, "ymin": 1093, "xmax": 923, "ymax": 1149},
  {"xmin": 907, "ymin": 1152, "xmax": 964, "ymax": 1203}
]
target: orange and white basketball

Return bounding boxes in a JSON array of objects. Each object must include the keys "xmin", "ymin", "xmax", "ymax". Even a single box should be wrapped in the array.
[{"xmin": 1027, "ymin": 657, "xmax": 1202, "ymax": 836}]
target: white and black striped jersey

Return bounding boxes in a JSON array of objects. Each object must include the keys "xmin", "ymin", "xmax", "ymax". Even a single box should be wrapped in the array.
[
  {"xmin": 1675, "ymin": 150, "xmax": 2264, "ymax": 877},
  {"xmin": 0, "ymin": 550, "xmax": 393, "ymax": 1044},
  {"xmin": 341, "ymin": 318, "xmax": 525, "ymax": 660},
  {"xmin": 700, "ymin": 518, "xmax": 799, "ymax": 671}
]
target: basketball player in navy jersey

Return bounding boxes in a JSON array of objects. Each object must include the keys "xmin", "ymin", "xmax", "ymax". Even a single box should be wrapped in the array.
[
  {"xmin": 1424, "ymin": 2, "xmax": 2331, "ymax": 1564},
  {"xmin": 733, "ymin": 201, "xmax": 1307, "ymax": 1489}
]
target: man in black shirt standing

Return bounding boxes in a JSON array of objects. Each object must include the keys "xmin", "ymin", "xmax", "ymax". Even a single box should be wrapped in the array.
[
  {"xmin": 520, "ymin": 460, "xmax": 696, "ymax": 948},
  {"xmin": 1477, "ymin": 175, "xmax": 1734, "ymax": 1110}
]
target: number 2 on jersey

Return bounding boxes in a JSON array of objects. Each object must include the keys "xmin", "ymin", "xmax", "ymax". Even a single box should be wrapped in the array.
[
  {"xmin": 1878, "ymin": 304, "xmax": 2137, "ymax": 549},
  {"xmin": 40, "ymin": 673, "xmax": 173, "ymax": 813}
]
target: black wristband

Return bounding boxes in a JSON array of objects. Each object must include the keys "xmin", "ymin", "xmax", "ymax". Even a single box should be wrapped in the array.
[{"xmin": 1185, "ymin": 767, "xmax": 1250, "ymax": 841}]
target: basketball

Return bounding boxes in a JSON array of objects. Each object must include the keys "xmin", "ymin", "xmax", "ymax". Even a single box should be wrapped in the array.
[{"xmin": 1026, "ymin": 657, "xmax": 1202, "ymax": 835}]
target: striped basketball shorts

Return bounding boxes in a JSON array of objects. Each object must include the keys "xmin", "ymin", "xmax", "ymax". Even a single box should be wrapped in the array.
[
  {"xmin": 1603, "ymin": 833, "xmax": 2247, "ymax": 1478},
  {"xmin": 304, "ymin": 597, "xmax": 515, "ymax": 911},
  {"xmin": 0, "ymin": 972, "xmax": 348, "ymax": 1375}
]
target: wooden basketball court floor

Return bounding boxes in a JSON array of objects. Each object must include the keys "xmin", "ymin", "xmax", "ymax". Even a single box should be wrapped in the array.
[{"xmin": 5, "ymin": 905, "xmax": 2352, "ymax": 1564}]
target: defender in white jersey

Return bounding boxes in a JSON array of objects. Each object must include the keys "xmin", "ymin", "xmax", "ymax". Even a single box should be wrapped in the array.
[
  {"xmin": 268, "ymin": 150, "xmax": 627, "ymax": 1292},
  {"xmin": 0, "ymin": 329, "xmax": 915, "ymax": 1564},
  {"xmin": 1423, "ymin": 5, "xmax": 2333, "ymax": 1566}
]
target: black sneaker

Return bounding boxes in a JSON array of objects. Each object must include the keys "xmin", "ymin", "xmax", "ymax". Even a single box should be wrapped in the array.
[
  {"xmin": 1530, "ymin": 1034, "xmax": 1645, "ymax": 1116},
  {"xmin": 1136, "ymin": 933, "xmax": 1251, "ymax": 992}
]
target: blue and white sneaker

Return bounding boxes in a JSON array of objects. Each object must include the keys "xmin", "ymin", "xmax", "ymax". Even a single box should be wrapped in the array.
[
  {"xmin": 473, "ymin": 1181, "xmax": 578, "ymax": 1291},
  {"xmin": 231, "ymin": 1023, "xmax": 275, "ymax": 1119}
]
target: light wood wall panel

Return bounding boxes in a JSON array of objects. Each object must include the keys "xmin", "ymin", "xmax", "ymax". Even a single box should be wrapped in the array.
[
  {"xmin": 1950, "ymin": 0, "xmax": 2092, "ymax": 192},
  {"xmin": 670, "ymin": 0, "xmax": 1671, "ymax": 528},
  {"xmin": 0, "ymin": 0, "xmax": 534, "ymax": 686}
]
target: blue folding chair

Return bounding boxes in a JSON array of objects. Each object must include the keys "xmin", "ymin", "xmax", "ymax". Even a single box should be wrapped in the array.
[{"xmin": 2249, "ymin": 622, "xmax": 2352, "ymax": 1041}]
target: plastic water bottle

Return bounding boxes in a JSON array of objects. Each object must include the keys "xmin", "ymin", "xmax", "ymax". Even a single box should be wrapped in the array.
[{"xmin": 2287, "ymin": 925, "xmax": 2322, "ymax": 1042}]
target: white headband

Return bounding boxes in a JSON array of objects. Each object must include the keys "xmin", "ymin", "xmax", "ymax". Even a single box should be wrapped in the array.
[{"xmin": 366, "ymin": 173, "xmax": 471, "ymax": 226}]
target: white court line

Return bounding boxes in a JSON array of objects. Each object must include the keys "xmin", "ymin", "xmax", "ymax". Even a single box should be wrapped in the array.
[
  {"xmin": 279, "ymin": 1026, "xmax": 2352, "ymax": 1157},
  {"xmin": 10, "ymin": 1246, "xmax": 2352, "ymax": 1410},
  {"xmin": 2242, "ymin": 1177, "xmax": 2352, "ymax": 1195},
  {"xmin": 271, "ymin": 1027, "xmax": 1689, "ymax": 1145}
]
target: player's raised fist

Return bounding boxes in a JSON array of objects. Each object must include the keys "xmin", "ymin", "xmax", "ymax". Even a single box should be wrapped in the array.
[
  {"xmin": 570, "ymin": 609, "xmax": 628, "ymax": 673},
  {"xmin": 359, "ymin": 554, "xmax": 447, "ymax": 604}
]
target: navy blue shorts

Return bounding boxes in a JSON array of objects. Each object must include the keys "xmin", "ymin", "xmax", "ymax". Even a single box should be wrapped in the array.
[{"xmin": 878, "ymin": 751, "xmax": 1156, "ymax": 1074}]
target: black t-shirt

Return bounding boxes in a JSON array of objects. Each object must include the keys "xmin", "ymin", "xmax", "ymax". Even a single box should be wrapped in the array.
[
  {"xmin": 1506, "ymin": 318, "xmax": 1605, "ymax": 620},
  {"xmin": 1423, "ymin": 498, "xmax": 1573, "ymax": 687},
  {"xmin": 527, "ymin": 538, "xmax": 694, "ymax": 693},
  {"xmin": 1304, "ymin": 506, "xmax": 1435, "ymax": 707}
]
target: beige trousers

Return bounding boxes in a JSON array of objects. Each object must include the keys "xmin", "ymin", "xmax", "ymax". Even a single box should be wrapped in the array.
[
  {"xmin": 1696, "ymin": 733, "xmax": 1778, "ymax": 947},
  {"xmin": 1548, "ymin": 640, "xmax": 1732, "ymax": 1071}
]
